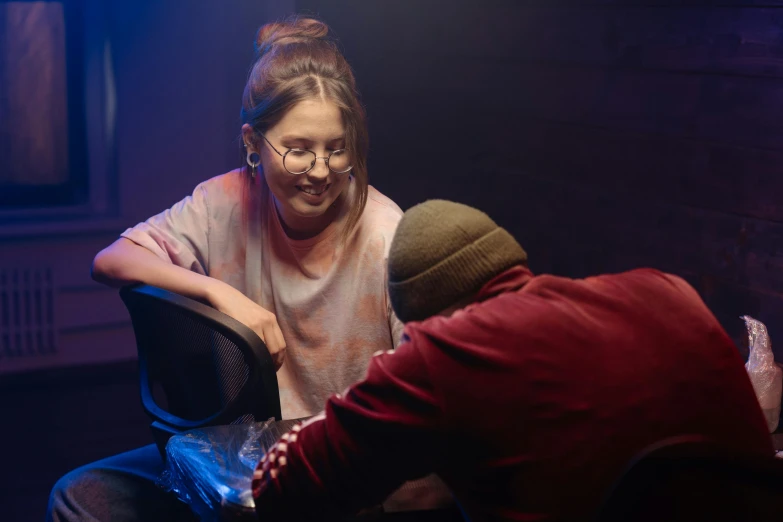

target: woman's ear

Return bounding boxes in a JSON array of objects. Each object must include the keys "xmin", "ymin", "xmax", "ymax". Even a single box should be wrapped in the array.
[{"xmin": 241, "ymin": 123, "xmax": 257, "ymax": 150}]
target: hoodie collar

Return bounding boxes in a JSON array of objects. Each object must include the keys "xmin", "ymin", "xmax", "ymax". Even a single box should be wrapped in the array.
[{"xmin": 476, "ymin": 265, "xmax": 533, "ymax": 302}]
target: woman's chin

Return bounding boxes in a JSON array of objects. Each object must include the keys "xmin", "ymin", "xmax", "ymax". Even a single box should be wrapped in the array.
[
  {"xmin": 283, "ymin": 196, "xmax": 340, "ymax": 227},
  {"xmin": 273, "ymin": 182, "xmax": 347, "ymax": 234},
  {"xmin": 291, "ymin": 196, "xmax": 333, "ymax": 216}
]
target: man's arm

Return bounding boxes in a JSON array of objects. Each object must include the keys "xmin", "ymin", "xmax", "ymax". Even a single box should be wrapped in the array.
[{"xmin": 253, "ymin": 333, "xmax": 444, "ymax": 519}]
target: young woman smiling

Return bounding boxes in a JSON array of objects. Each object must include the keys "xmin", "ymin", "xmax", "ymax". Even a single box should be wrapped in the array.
[{"xmin": 48, "ymin": 16, "xmax": 406, "ymax": 522}]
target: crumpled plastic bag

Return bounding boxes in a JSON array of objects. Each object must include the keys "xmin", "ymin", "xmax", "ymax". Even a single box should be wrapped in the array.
[
  {"xmin": 742, "ymin": 315, "xmax": 782, "ymax": 433},
  {"xmin": 157, "ymin": 419, "xmax": 294, "ymax": 521}
]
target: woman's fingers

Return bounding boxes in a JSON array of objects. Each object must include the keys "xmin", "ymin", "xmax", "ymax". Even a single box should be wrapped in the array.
[{"xmin": 261, "ymin": 321, "xmax": 287, "ymax": 370}]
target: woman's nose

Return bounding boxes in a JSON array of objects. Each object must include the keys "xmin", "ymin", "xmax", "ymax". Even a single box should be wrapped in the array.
[{"xmin": 307, "ymin": 156, "xmax": 330, "ymax": 179}]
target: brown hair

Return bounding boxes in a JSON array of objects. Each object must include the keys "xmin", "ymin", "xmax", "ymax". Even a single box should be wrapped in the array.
[{"xmin": 240, "ymin": 16, "xmax": 368, "ymax": 241}]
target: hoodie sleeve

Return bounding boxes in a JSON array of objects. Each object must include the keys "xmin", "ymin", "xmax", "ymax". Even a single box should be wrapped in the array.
[{"xmin": 252, "ymin": 333, "xmax": 443, "ymax": 520}]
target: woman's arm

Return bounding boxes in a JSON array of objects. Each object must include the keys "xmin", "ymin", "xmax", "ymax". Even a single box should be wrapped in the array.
[
  {"xmin": 93, "ymin": 237, "xmax": 287, "ymax": 369},
  {"xmin": 93, "ymin": 237, "xmax": 215, "ymax": 296}
]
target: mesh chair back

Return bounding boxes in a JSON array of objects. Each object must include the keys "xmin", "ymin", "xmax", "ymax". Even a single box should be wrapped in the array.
[
  {"xmin": 595, "ymin": 435, "xmax": 783, "ymax": 522},
  {"xmin": 120, "ymin": 285, "xmax": 281, "ymax": 453}
]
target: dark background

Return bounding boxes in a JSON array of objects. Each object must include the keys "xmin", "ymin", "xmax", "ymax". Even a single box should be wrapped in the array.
[{"xmin": 2, "ymin": 1, "xmax": 783, "ymax": 520}]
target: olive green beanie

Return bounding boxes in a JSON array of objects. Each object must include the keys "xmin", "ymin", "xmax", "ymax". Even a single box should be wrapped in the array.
[{"xmin": 388, "ymin": 200, "xmax": 528, "ymax": 323}]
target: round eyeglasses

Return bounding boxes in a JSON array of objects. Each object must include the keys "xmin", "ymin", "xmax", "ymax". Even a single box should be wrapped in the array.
[{"xmin": 259, "ymin": 133, "xmax": 353, "ymax": 175}]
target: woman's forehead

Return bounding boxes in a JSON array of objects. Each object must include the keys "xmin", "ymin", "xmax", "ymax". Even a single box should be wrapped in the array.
[{"xmin": 270, "ymin": 97, "xmax": 345, "ymax": 139}]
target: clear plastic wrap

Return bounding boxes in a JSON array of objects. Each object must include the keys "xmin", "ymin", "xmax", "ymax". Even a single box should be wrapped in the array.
[
  {"xmin": 158, "ymin": 419, "xmax": 300, "ymax": 521},
  {"xmin": 742, "ymin": 315, "xmax": 783, "ymax": 433},
  {"xmin": 159, "ymin": 418, "xmax": 454, "ymax": 520}
]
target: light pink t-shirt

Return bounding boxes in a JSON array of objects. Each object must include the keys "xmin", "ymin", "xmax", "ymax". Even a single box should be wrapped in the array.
[{"xmin": 122, "ymin": 169, "xmax": 404, "ymax": 419}]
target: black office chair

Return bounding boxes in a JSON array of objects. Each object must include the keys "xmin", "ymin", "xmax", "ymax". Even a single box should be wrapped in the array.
[
  {"xmin": 594, "ymin": 435, "xmax": 783, "ymax": 522},
  {"xmin": 120, "ymin": 284, "xmax": 282, "ymax": 457}
]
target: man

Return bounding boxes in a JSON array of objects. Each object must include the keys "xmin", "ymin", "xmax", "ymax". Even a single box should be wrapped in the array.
[{"xmin": 252, "ymin": 200, "xmax": 773, "ymax": 521}]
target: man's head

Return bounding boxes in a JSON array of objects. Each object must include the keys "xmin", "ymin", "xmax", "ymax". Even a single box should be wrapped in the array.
[{"xmin": 387, "ymin": 200, "xmax": 528, "ymax": 323}]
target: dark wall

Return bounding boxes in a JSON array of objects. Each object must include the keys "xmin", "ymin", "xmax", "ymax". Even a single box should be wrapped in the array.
[
  {"xmin": 299, "ymin": 0, "xmax": 783, "ymax": 360},
  {"xmin": 111, "ymin": 0, "xmax": 262, "ymax": 222}
]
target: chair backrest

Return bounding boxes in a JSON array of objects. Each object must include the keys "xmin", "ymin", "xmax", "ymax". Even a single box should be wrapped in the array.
[
  {"xmin": 120, "ymin": 284, "xmax": 282, "ymax": 455},
  {"xmin": 594, "ymin": 435, "xmax": 783, "ymax": 522}
]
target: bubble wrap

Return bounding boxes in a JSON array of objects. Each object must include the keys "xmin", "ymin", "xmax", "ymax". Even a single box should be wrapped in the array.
[
  {"xmin": 742, "ymin": 315, "xmax": 782, "ymax": 433},
  {"xmin": 157, "ymin": 419, "xmax": 296, "ymax": 521}
]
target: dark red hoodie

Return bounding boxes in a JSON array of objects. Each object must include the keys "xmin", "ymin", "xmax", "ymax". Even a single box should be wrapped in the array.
[{"xmin": 253, "ymin": 266, "xmax": 773, "ymax": 521}]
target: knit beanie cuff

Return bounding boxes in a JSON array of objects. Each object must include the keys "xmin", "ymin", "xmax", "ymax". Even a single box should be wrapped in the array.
[{"xmin": 388, "ymin": 227, "xmax": 527, "ymax": 323}]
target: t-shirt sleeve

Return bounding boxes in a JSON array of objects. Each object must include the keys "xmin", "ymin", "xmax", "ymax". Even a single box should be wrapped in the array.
[
  {"xmin": 252, "ymin": 335, "xmax": 443, "ymax": 519},
  {"xmin": 120, "ymin": 182, "xmax": 210, "ymax": 275}
]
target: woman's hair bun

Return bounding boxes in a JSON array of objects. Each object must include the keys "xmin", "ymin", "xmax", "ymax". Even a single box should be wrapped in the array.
[{"xmin": 255, "ymin": 16, "xmax": 329, "ymax": 56}]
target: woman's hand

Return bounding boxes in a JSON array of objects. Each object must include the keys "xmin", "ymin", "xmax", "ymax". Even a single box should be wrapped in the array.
[{"xmin": 206, "ymin": 281, "xmax": 287, "ymax": 371}]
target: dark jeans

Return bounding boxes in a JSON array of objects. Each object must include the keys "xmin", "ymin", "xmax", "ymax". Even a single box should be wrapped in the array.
[{"xmin": 47, "ymin": 444, "xmax": 198, "ymax": 522}]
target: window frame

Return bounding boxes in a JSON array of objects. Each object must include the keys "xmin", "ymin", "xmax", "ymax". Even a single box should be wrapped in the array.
[{"xmin": 0, "ymin": 0, "xmax": 117, "ymax": 227}]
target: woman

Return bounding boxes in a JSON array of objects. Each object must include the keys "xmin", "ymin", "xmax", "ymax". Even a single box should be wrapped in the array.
[{"xmin": 48, "ymin": 16, "xmax": 404, "ymax": 522}]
